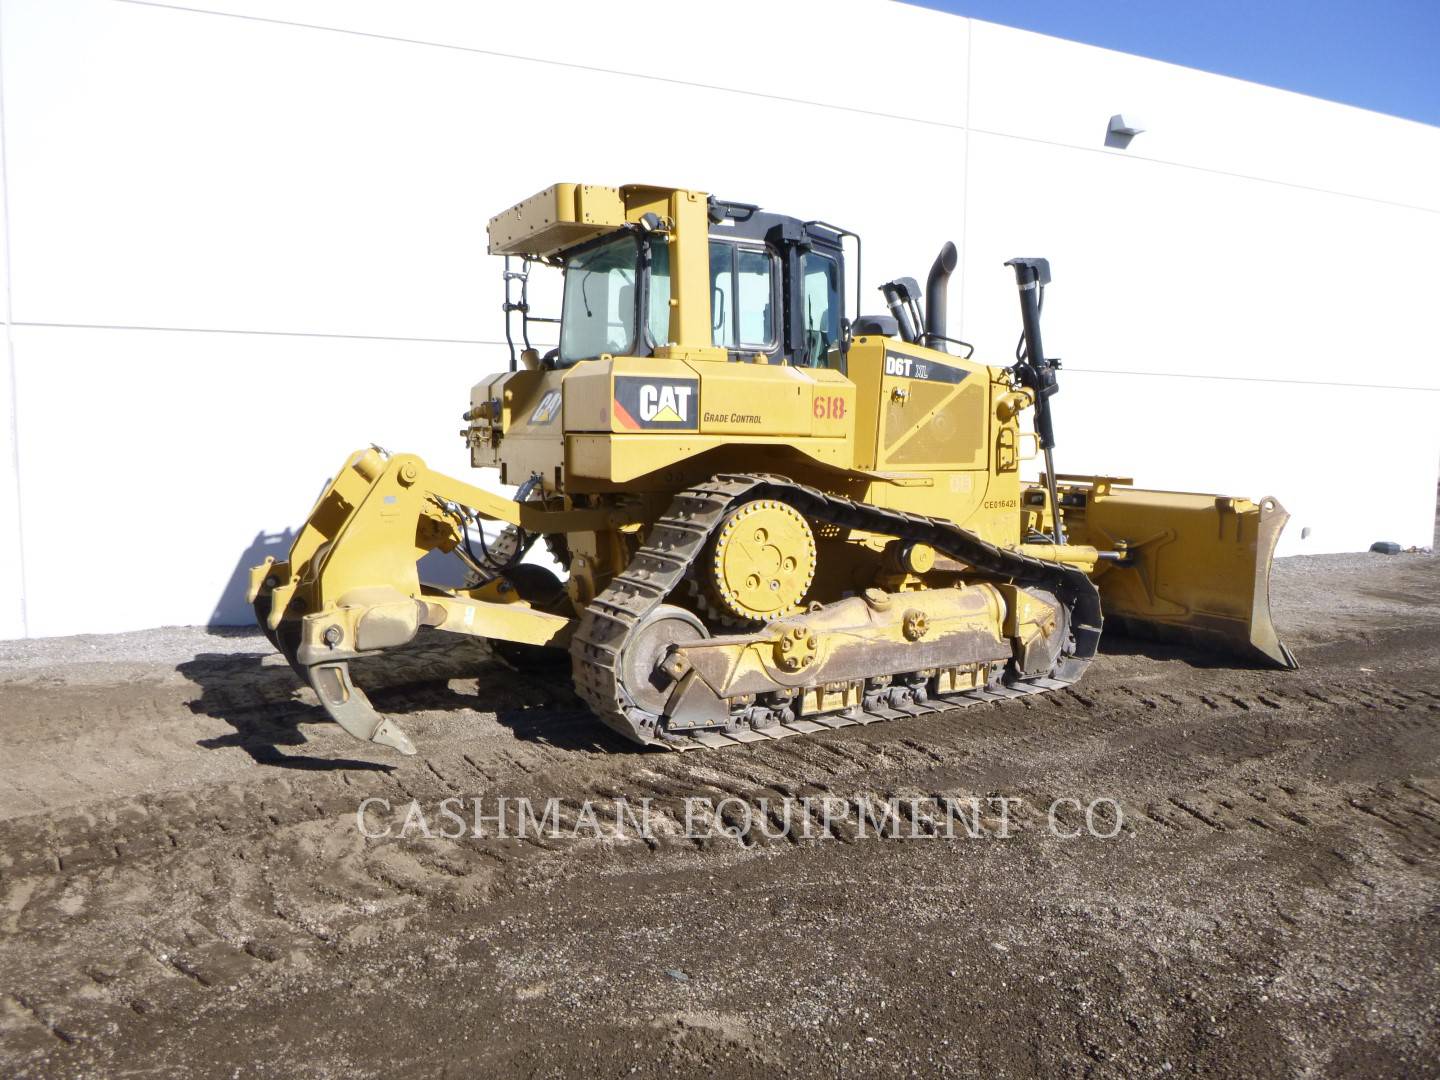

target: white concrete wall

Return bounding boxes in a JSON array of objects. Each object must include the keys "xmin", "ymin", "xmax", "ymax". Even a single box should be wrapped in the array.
[{"xmin": 0, "ymin": 0, "xmax": 1435, "ymax": 638}]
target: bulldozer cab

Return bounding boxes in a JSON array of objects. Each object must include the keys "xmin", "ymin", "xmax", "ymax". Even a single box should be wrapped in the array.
[
  {"xmin": 552, "ymin": 207, "xmax": 846, "ymax": 370},
  {"xmin": 688, "ymin": 200, "xmax": 846, "ymax": 368},
  {"xmin": 494, "ymin": 185, "xmax": 849, "ymax": 371}
]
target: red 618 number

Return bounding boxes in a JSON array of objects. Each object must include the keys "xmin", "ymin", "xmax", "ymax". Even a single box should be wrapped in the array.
[{"xmin": 813, "ymin": 394, "xmax": 846, "ymax": 420}]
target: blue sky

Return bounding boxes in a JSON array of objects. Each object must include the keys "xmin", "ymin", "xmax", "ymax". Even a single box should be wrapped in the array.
[{"xmin": 905, "ymin": 0, "xmax": 1440, "ymax": 127}]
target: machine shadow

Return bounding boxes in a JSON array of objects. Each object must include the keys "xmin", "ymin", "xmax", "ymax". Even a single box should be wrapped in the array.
[
  {"xmin": 179, "ymin": 645, "xmax": 396, "ymax": 771},
  {"xmin": 1096, "ymin": 632, "xmax": 1269, "ymax": 669},
  {"xmin": 210, "ymin": 529, "xmax": 295, "ymax": 628},
  {"xmin": 177, "ymin": 631, "xmax": 627, "ymax": 767},
  {"xmin": 356, "ymin": 648, "xmax": 638, "ymax": 753}
]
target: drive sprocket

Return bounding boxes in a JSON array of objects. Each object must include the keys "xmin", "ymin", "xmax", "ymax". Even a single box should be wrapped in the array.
[{"xmin": 705, "ymin": 499, "xmax": 816, "ymax": 622}]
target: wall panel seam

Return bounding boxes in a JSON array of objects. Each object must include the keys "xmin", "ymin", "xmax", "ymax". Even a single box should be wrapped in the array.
[
  {"xmin": 957, "ymin": 17, "xmax": 973, "ymax": 333},
  {"xmin": 115, "ymin": 0, "xmax": 969, "ymax": 132},
  {"xmin": 111, "ymin": 0, "xmax": 1440, "ymax": 217},
  {"xmin": 11, "ymin": 320, "xmax": 1437, "ymax": 393},
  {"xmin": 1065, "ymin": 367, "xmax": 1440, "ymax": 392},
  {"xmin": 11, "ymin": 320, "xmax": 507, "ymax": 346},
  {"xmin": 968, "ymin": 126, "xmax": 1440, "ymax": 216},
  {"xmin": 0, "ymin": 0, "xmax": 29, "ymax": 635}
]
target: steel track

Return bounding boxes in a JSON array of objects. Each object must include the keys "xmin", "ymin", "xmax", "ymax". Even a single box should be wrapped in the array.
[{"xmin": 570, "ymin": 473, "xmax": 1103, "ymax": 749}]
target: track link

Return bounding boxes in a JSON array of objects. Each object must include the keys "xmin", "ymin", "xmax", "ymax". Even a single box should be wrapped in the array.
[{"xmin": 570, "ymin": 473, "xmax": 1103, "ymax": 749}]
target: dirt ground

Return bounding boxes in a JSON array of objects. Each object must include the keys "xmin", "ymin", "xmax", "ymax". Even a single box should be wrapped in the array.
[{"xmin": 1, "ymin": 538, "xmax": 1437, "ymax": 1078}]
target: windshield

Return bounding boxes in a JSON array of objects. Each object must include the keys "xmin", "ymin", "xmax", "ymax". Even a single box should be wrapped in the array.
[{"xmin": 559, "ymin": 234, "xmax": 640, "ymax": 364}]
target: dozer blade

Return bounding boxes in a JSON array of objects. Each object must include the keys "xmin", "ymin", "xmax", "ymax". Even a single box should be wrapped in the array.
[{"xmin": 1061, "ymin": 480, "xmax": 1298, "ymax": 669}]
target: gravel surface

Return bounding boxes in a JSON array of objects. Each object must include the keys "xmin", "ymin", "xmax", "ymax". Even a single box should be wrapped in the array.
[{"xmin": 0, "ymin": 541, "xmax": 1436, "ymax": 1078}]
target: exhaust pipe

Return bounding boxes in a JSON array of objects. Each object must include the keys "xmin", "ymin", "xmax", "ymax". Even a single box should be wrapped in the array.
[{"xmin": 924, "ymin": 241, "xmax": 959, "ymax": 352}]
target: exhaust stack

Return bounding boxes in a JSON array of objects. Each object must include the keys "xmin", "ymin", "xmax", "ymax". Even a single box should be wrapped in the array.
[{"xmin": 924, "ymin": 241, "xmax": 959, "ymax": 352}]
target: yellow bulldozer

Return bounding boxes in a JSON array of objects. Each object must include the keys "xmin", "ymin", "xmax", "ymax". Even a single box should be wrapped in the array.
[{"xmin": 249, "ymin": 183, "xmax": 1295, "ymax": 755}]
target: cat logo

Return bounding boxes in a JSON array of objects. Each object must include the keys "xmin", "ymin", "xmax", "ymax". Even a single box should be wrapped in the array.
[
  {"xmin": 528, "ymin": 389, "xmax": 562, "ymax": 425},
  {"xmin": 640, "ymin": 384, "xmax": 691, "ymax": 423},
  {"xmin": 613, "ymin": 375, "xmax": 699, "ymax": 431}
]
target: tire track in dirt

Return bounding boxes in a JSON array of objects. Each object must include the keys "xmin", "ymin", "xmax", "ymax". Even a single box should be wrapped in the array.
[
  {"xmin": 1, "ymin": 662, "xmax": 1433, "ymax": 882},
  {"xmin": 4, "ymin": 656, "xmax": 1436, "ymax": 1063},
  {"xmin": 4, "ymin": 760, "xmax": 1433, "ymax": 1060},
  {"xmin": 4, "ymin": 592, "xmax": 1440, "ymax": 1075}
]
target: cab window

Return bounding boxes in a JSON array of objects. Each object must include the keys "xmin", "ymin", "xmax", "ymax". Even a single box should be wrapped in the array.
[
  {"xmin": 646, "ymin": 238, "xmax": 671, "ymax": 348},
  {"xmin": 559, "ymin": 234, "xmax": 639, "ymax": 364},
  {"xmin": 710, "ymin": 241, "xmax": 775, "ymax": 351},
  {"xmin": 799, "ymin": 251, "xmax": 841, "ymax": 367}
]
